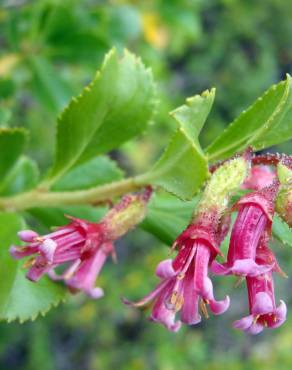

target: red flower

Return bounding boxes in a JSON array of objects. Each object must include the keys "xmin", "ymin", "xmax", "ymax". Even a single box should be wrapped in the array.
[
  {"xmin": 124, "ymin": 215, "xmax": 230, "ymax": 331},
  {"xmin": 11, "ymin": 190, "xmax": 151, "ymax": 298},
  {"xmin": 212, "ymin": 183, "xmax": 278, "ymax": 277}
]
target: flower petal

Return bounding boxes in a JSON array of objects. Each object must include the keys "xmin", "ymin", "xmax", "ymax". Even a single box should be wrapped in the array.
[
  {"xmin": 151, "ymin": 289, "xmax": 181, "ymax": 332},
  {"xmin": 233, "ymin": 315, "xmax": 254, "ymax": 331},
  {"xmin": 209, "ymin": 295, "xmax": 230, "ymax": 315},
  {"xmin": 211, "ymin": 261, "xmax": 229, "ymax": 275},
  {"xmin": 180, "ymin": 262, "xmax": 201, "ymax": 325},
  {"xmin": 66, "ymin": 248, "xmax": 107, "ymax": 293},
  {"xmin": 39, "ymin": 239, "xmax": 57, "ymax": 263},
  {"xmin": 17, "ymin": 230, "xmax": 39, "ymax": 242},
  {"xmin": 10, "ymin": 245, "xmax": 38, "ymax": 259},
  {"xmin": 252, "ymin": 292, "xmax": 274, "ymax": 315},
  {"xmin": 270, "ymin": 300, "xmax": 287, "ymax": 328},
  {"xmin": 156, "ymin": 259, "xmax": 176, "ymax": 279},
  {"xmin": 231, "ymin": 259, "xmax": 273, "ymax": 277},
  {"xmin": 247, "ymin": 322, "xmax": 264, "ymax": 335}
]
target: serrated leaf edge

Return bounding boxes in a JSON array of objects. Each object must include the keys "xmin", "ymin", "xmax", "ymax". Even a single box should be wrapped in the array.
[
  {"xmin": 142, "ymin": 89, "xmax": 213, "ymax": 199},
  {"xmin": 206, "ymin": 75, "xmax": 291, "ymax": 161}
]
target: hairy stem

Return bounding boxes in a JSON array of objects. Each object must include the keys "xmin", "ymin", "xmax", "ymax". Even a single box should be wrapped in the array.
[{"xmin": 0, "ymin": 175, "xmax": 148, "ymax": 212}]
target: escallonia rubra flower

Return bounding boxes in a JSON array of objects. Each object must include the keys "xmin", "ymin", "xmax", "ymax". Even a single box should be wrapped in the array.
[
  {"xmin": 211, "ymin": 182, "xmax": 279, "ymax": 277},
  {"xmin": 233, "ymin": 231, "xmax": 287, "ymax": 334},
  {"xmin": 124, "ymin": 155, "xmax": 250, "ymax": 331},
  {"xmin": 233, "ymin": 269, "xmax": 287, "ymax": 335},
  {"xmin": 10, "ymin": 188, "xmax": 152, "ymax": 299},
  {"xmin": 124, "ymin": 216, "xmax": 231, "ymax": 332}
]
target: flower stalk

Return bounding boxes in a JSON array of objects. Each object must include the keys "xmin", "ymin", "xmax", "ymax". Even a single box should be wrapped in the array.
[{"xmin": 0, "ymin": 175, "xmax": 149, "ymax": 212}]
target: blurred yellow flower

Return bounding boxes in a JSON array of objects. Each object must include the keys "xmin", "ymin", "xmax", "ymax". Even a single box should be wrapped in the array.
[
  {"xmin": 142, "ymin": 12, "xmax": 168, "ymax": 49},
  {"xmin": 0, "ymin": 54, "xmax": 20, "ymax": 77}
]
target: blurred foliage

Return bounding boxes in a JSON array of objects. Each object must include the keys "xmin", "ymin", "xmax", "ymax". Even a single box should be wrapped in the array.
[{"xmin": 0, "ymin": 0, "xmax": 292, "ymax": 369}]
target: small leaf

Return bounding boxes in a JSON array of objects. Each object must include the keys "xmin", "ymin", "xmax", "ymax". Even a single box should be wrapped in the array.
[
  {"xmin": 0, "ymin": 128, "xmax": 28, "ymax": 181},
  {"xmin": 45, "ymin": 49, "xmax": 156, "ymax": 186},
  {"xmin": 0, "ymin": 156, "xmax": 39, "ymax": 195},
  {"xmin": 272, "ymin": 214, "xmax": 292, "ymax": 248},
  {"xmin": 0, "ymin": 212, "xmax": 66, "ymax": 322},
  {"xmin": 140, "ymin": 89, "xmax": 213, "ymax": 199},
  {"xmin": 207, "ymin": 75, "xmax": 292, "ymax": 161},
  {"xmin": 141, "ymin": 192, "xmax": 199, "ymax": 245},
  {"xmin": 52, "ymin": 156, "xmax": 124, "ymax": 191}
]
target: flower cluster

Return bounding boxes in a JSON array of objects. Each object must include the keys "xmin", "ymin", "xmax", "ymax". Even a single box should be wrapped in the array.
[
  {"xmin": 125, "ymin": 156, "xmax": 288, "ymax": 334},
  {"xmin": 10, "ymin": 153, "xmax": 292, "ymax": 336},
  {"xmin": 11, "ymin": 188, "xmax": 152, "ymax": 299}
]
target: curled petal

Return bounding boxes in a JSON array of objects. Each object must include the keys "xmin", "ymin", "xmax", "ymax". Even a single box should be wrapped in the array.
[
  {"xmin": 270, "ymin": 300, "xmax": 287, "ymax": 329},
  {"xmin": 156, "ymin": 259, "xmax": 176, "ymax": 279},
  {"xmin": 199, "ymin": 276, "xmax": 230, "ymax": 315},
  {"xmin": 233, "ymin": 315, "xmax": 254, "ymax": 331},
  {"xmin": 209, "ymin": 295, "xmax": 230, "ymax": 315},
  {"xmin": 247, "ymin": 322, "xmax": 264, "ymax": 335},
  {"xmin": 18, "ymin": 230, "xmax": 39, "ymax": 242}
]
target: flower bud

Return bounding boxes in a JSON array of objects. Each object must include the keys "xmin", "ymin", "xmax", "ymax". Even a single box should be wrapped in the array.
[
  {"xmin": 193, "ymin": 155, "xmax": 250, "ymax": 223},
  {"xmin": 102, "ymin": 187, "xmax": 152, "ymax": 240}
]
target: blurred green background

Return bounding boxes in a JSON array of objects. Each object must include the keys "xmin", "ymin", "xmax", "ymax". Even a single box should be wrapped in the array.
[{"xmin": 0, "ymin": 0, "xmax": 292, "ymax": 369}]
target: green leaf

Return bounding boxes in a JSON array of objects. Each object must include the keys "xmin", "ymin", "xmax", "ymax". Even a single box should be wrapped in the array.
[
  {"xmin": 52, "ymin": 155, "xmax": 124, "ymax": 191},
  {"xmin": 45, "ymin": 48, "xmax": 156, "ymax": 186},
  {"xmin": 0, "ymin": 156, "xmax": 39, "ymax": 196},
  {"xmin": 207, "ymin": 75, "xmax": 292, "ymax": 161},
  {"xmin": 29, "ymin": 56, "xmax": 73, "ymax": 113},
  {"xmin": 141, "ymin": 192, "xmax": 199, "ymax": 245},
  {"xmin": 272, "ymin": 214, "xmax": 292, "ymax": 247},
  {"xmin": 141, "ymin": 89, "xmax": 213, "ymax": 200},
  {"xmin": 0, "ymin": 212, "xmax": 66, "ymax": 322},
  {"xmin": 0, "ymin": 128, "xmax": 28, "ymax": 181}
]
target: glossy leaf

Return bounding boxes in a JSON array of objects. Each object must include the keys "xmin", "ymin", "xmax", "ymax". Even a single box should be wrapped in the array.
[
  {"xmin": 52, "ymin": 156, "xmax": 124, "ymax": 191},
  {"xmin": 141, "ymin": 89, "xmax": 213, "ymax": 199},
  {"xmin": 141, "ymin": 192, "xmax": 199, "ymax": 245},
  {"xmin": 0, "ymin": 156, "xmax": 39, "ymax": 195},
  {"xmin": 0, "ymin": 212, "xmax": 66, "ymax": 322},
  {"xmin": 45, "ymin": 49, "xmax": 156, "ymax": 186},
  {"xmin": 207, "ymin": 75, "xmax": 292, "ymax": 161},
  {"xmin": 0, "ymin": 128, "xmax": 28, "ymax": 181}
]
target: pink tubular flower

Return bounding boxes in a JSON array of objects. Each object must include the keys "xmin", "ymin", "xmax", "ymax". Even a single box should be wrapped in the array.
[
  {"xmin": 124, "ymin": 216, "xmax": 230, "ymax": 332},
  {"xmin": 10, "ymin": 189, "xmax": 152, "ymax": 298},
  {"xmin": 242, "ymin": 165, "xmax": 276, "ymax": 190},
  {"xmin": 11, "ymin": 216, "xmax": 114, "ymax": 299},
  {"xmin": 212, "ymin": 183, "xmax": 279, "ymax": 277},
  {"xmin": 233, "ymin": 269, "xmax": 287, "ymax": 335}
]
